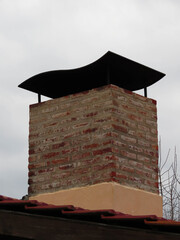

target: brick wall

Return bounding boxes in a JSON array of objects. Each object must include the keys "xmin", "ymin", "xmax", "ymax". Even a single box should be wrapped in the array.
[{"xmin": 28, "ymin": 84, "xmax": 158, "ymax": 196}]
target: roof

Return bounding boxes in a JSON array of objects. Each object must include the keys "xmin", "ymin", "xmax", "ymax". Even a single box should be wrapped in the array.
[
  {"xmin": 18, "ymin": 51, "xmax": 165, "ymax": 99},
  {"xmin": 0, "ymin": 195, "xmax": 180, "ymax": 235}
]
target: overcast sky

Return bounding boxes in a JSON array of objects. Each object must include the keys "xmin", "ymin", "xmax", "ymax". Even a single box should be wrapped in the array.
[{"xmin": 0, "ymin": 0, "xmax": 180, "ymax": 199}]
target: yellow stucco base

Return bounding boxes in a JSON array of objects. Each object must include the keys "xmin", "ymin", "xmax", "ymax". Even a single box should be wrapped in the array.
[{"xmin": 29, "ymin": 182, "xmax": 163, "ymax": 217}]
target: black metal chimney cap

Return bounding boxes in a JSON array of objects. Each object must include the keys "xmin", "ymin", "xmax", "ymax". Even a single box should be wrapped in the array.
[{"xmin": 18, "ymin": 51, "xmax": 165, "ymax": 99}]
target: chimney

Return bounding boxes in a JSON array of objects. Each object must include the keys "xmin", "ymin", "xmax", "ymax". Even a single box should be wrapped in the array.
[{"xmin": 19, "ymin": 51, "xmax": 165, "ymax": 217}]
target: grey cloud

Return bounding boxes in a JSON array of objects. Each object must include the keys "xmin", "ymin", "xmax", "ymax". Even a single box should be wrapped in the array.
[{"xmin": 0, "ymin": 0, "xmax": 180, "ymax": 198}]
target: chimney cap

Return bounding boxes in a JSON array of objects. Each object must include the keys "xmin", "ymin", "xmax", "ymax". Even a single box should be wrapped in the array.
[{"xmin": 18, "ymin": 51, "xmax": 165, "ymax": 99}]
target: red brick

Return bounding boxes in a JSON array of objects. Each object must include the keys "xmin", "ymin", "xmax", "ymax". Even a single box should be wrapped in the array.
[
  {"xmin": 123, "ymin": 89, "xmax": 133, "ymax": 95},
  {"xmin": 122, "ymin": 104, "xmax": 136, "ymax": 112},
  {"xmin": 129, "ymin": 176, "xmax": 144, "ymax": 184},
  {"xmin": 151, "ymin": 99, "xmax": 157, "ymax": 105},
  {"xmin": 43, "ymin": 152, "xmax": 60, "ymax": 159},
  {"xmin": 28, "ymin": 156, "xmax": 37, "ymax": 162},
  {"xmin": 129, "ymin": 160, "xmax": 143, "ymax": 169},
  {"xmin": 52, "ymin": 111, "xmax": 70, "ymax": 118},
  {"xmin": 120, "ymin": 150, "xmax": 136, "ymax": 160},
  {"xmin": 52, "ymin": 142, "xmax": 69, "ymax": 150},
  {"xmin": 82, "ymin": 143, "xmax": 100, "ymax": 149},
  {"xmin": 38, "ymin": 168, "xmax": 54, "ymax": 174},
  {"xmin": 93, "ymin": 162, "xmax": 117, "ymax": 171},
  {"xmin": 28, "ymin": 85, "xmax": 158, "ymax": 195},
  {"xmin": 62, "ymin": 147, "xmax": 79, "ymax": 155},
  {"xmin": 127, "ymin": 114, "xmax": 142, "ymax": 122},
  {"xmin": 121, "ymin": 135, "xmax": 136, "ymax": 144},
  {"xmin": 112, "ymin": 140, "xmax": 127, "ymax": 148},
  {"xmin": 93, "ymin": 147, "xmax": 113, "ymax": 156},
  {"xmin": 83, "ymin": 127, "xmax": 98, "ymax": 134},
  {"xmin": 59, "ymin": 164, "xmax": 74, "ymax": 170},
  {"xmin": 72, "ymin": 152, "xmax": 91, "ymax": 161},
  {"xmin": 43, "ymin": 122, "xmax": 58, "ymax": 128},
  {"xmin": 47, "ymin": 157, "xmax": 69, "ymax": 166},
  {"xmin": 29, "ymin": 149, "xmax": 35, "ymax": 155},
  {"xmin": 64, "ymin": 131, "xmax": 80, "ymax": 139},
  {"xmin": 112, "ymin": 124, "xmax": 128, "ymax": 133},
  {"xmin": 116, "ymin": 173, "xmax": 128, "ymax": 180},
  {"xmin": 136, "ymin": 169, "xmax": 151, "ymax": 178},
  {"xmin": 74, "ymin": 167, "xmax": 89, "ymax": 174},
  {"xmin": 121, "ymin": 165, "xmax": 134, "ymax": 173},
  {"xmin": 128, "ymin": 145, "xmax": 143, "ymax": 153},
  {"xmin": 84, "ymin": 112, "xmax": 98, "ymax": 118},
  {"xmin": 73, "ymin": 122, "xmax": 89, "ymax": 129},
  {"xmin": 137, "ymin": 154, "xmax": 150, "ymax": 163},
  {"xmin": 28, "ymin": 162, "xmax": 46, "ymax": 169},
  {"xmin": 28, "ymin": 171, "xmax": 36, "ymax": 177}
]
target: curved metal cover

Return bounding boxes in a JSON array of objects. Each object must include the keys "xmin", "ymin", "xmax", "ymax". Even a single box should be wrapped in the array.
[{"xmin": 18, "ymin": 51, "xmax": 165, "ymax": 99}]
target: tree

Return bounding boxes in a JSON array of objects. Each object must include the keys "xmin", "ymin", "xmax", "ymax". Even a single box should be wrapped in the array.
[{"xmin": 158, "ymin": 140, "xmax": 180, "ymax": 221}]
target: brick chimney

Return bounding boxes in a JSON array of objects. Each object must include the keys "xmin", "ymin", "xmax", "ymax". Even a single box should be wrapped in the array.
[{"xmin": 19, "ymin": 52, "xmax": 165, "ymax": 216}]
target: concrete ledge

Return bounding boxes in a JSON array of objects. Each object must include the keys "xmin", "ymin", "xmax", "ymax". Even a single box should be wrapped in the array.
[{"xmin": 30, "ymin": 182, "xmax": 163, "ymax": 217}]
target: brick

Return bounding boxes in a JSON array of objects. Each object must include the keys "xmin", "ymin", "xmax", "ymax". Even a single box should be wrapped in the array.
[
  {"xmin": 52, "ymin": 111, "xmax": 70, "ymax": 118},
  {"xmin": 137, "ymin": 155, "xmax": 150, "ymax": 163},
  {"xmin": 129, "ymin": 160, "xmax": 143, "ymax": 169},
  {"xmin": 138, "ymin": 139, "xmax": 150, "ymax": 147},
  {"xmin": 38, "ymin": 168, "xmax": 54, "ymax": 174},
  {"xmin": 74, "ymin": 167, "xmax": 89, "ymax": 174},
  {"xmin": 94, "ymin": 116, "xmax": 111, "ymax": 123},
  {"xmin": 83, "ymin": 127, "xmax": 98, "ymax": 134},
  {"xmin": 120, "ymin": 150, "xmax": 136, "ymax": 160},
  {"xmin": 121, "ymin": 165, "xmax": 134, "ymax": 173},
  {"xmin": 72, "ymin": 152, "xmax": 91, "ymax": 161},
  {"xmin": 47, "ymin": 157, "xmax": 69, "ymax": 166},
  {"xmin": 83, "ymin": 112, "xmax": 98, "ymax": 118},
  {"xmin": 59, "ymin": 163, "xmax": 74, "ymax": 170},
  {"xmin": 121, "ymin": 104, "xmax": 136, "ymax": 112},
  {"xmin": 28, "ymin": 85, "xmax": 158, "ymax": 196},
  {"xmin": 138, "ymin": 124, "xmax": 149, "ymax": 132},
  {"xmin": 129, "ymin": 176, "xmax": 144, "ymax": 184},
  {"xmin": 113, "ymin": 140, "xmax": 127, "ymax": 148},
  {"xmin": 64, "ymin": 131, "xmax": 80, "ymax": 139},
  {"xmin": 93, "ymin": 162, "xmax": 117, "ymax": 171},
  {"xmin": 62, "ymin": 147, "xmax": 79, "ymax": 155},
  {"xmin": 28, "ymin": 162, "xmax": 46, "ymax": 169},
  {"xmin": 28, "ymin": 171, "xmax": 36, "ymax": 177},
  {"xmin": 93, "ymin": 147, "xmax": 113, "ymax": 156},
  {"xmin": 112, "ymin": 124, "xmax": 128, "ymax": 133},
  {"xmin": 127, "ymin": 114, "xmax": 143, "ymax": 122},
  {"xmin": 82, "ymin": 143, "xmax": 100, "ymax": 149},
  {"xmin": 52, "ymin": 142, "xmax": 69, "ymax": 150},
  {"xmin": 130, "ymin": 99, "xmax": 144, "ymax": 107},
  {"xmin": 123, "ymin": 89, "xmax": 133, "ymax": 95},
  {"xmin": 115, "ymin": 173, "xmax": 128, "ymax": 180},
  {"xmin": 72, "ymin": 122, "xmax": 89, "ymax": 129},
  {"xmin": 29, "ymin": 149, "xmax": 35, "ymax": 155},
  {"xmin": 128, "ymin": 145, "xmax": 143, "ymax": 153},
  {"xmin": 121, "ymin": 119, "xmax": 136, "ymax": 128},
  {"xmin": 43, "ymin": 152, "xmax": 60, "ymax": 159},
  {"xmin": 146, "ymin": 134, "xmax": 157, "ymax": 143},
  {"xmin": 136, "ymin": 169, "xmax": 152, "ymax": 178},
  {"xmin": 43, "ymin": 122, "xmax": 58, "ymax": 128},
  {"xmin": 121, "ymin": 135, "xmax": 136, "ymax": 144},
  {"xmin": 28, "ymin": 156, "xmax": 37, "ymax": 162}
]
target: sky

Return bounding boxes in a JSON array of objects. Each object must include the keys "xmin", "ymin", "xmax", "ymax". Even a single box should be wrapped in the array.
[{"xmin": 0, "ymin": 0, "xmax": 180, "ymax": 199}]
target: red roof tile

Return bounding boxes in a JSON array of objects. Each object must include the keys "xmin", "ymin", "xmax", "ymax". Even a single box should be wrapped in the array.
[{"xmin": 0, "ymin": 195, "xmax": 180, "ymax": 233}]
